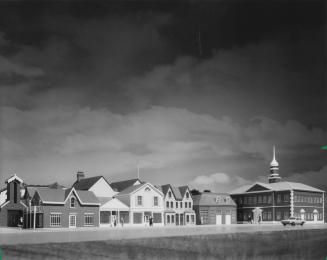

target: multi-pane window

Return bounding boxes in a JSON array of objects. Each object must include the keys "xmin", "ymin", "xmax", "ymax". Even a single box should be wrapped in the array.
[
  {"xmin": 167, "ymin": 215, "xmax": 170, "ymax": 224},
  {"xmin": 168, "ymin": 191, "xmax": 172, "ymax": 198},
  {"xmin": 186, "ymin": 215, "xmax": 190, "ymax": 223},
  {"xmin": 189, "ymin": 202, "xmax": 191, "ymax": 208},
  {"xmin": 84, "ymin": 214, "xmax": 94, "ymax": 226},
  {"xmin": 258, "ymin": 196, "xmax": 262, "ymax": 204},
  {"xmin": 267, "ymin": 212, "xmax": 272, "ymax": 220},
  {"xmin": 70, "ymin": 197, "xmax": 75, "ymax": 208},
  {"xmin": 253, "ymin": 196, "xmax": 257, "ymax": 204},
  {"xmin": 284, "ymin": 194, "xmax": 289, "ymax": 202},
  {"xmin": 200, "ymin": 209, "xmax": 208, "ymax": 224},
  {"xmin": 137, "ymin": 196, "xmax": 142, "ymax": 206},
  {"xmin": 176, "ymin": 202, "xmax": 178, "ymax": 208},
  {"xmin": 171, "ymin": 215, "xmax": 175, "ymax": 223},
  {"xmin": 191, "ymin": 215, "xmax": 195, "ymax": 223},
  {"xmin": 276, "ymin": 211, "xmax": 281, "ymax": 220},
  {"xmin": 277, "ymin": 194, "xmax": 281, "ymax": 203},
  {"xmin": 267, "ymin": 195, "xmax": 272, "ymax": 204},
  {"xmin": 170, "ymin": 201, "xmax": 174, "ymax": 208},
  {"xmin": 50, "ymin": 213, "xmax": 61, "ymax": 227},
  {"xmin": 166, "ymin": 201, "xmax": 169, "ymax": 208},
  {"xmin": 185, "ymin": 202, "xmax": 187, "ymax": 208},
  {"xmin": 263, "ymin": 195, "xmax": 267, "ymax": 203},
  {"xmin": 180, "ymin": 202, "xmax": 183, "ymax": 208},
  {"xmin": 154, "ymin": 196, "xmax": 158, "ymax": 206}
]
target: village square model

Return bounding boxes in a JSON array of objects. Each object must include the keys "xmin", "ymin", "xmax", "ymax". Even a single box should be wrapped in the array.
[{"xmin": 0, "ymin": 148, "xmax": 325, "ymax": 228}]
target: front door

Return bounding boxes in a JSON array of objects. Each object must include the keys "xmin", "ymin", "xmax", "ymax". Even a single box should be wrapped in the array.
[
  {"xmin": 225, "ymin": 214, "xmax": 231, "ymax": 225},
  {"xmin": 69, "ymin": 215, "xmax": 76, "ymax": 228},
  {"xmin": 314, "ymin": 213, "xmax": 318, "ymax": 222},
  {"xmin": 7, "ymin": 210, "xmax": 23, "ymax": 227},
  {"xmin": 216, "ymin": 215, "xmax": 222, "ymax": 225}
]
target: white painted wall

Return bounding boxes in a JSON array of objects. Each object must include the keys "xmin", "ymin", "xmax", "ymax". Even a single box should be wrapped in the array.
[
  {"xmin": 89, "ymin": 178, "xmax": 117, "ymax": 197},
  {"xmin": 130, "ymin": 184, "xmax": 164, "ymax": 211}
]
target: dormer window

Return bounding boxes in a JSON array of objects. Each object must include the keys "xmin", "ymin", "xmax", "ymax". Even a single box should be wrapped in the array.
[
  {"xmin": 70, "ymin": 197, "xmax": 76, "ymax": 208},
  {"xmin": 168, "ymin": 191, "xmax": 172, "ymax": 198}
]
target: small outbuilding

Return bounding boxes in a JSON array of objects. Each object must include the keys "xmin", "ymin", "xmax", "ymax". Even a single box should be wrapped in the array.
[{"xmin": 192, "ymin": 192, "xmax": 237, "ymax": 225}]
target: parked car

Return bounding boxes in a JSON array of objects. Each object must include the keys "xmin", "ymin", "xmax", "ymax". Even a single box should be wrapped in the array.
[{"xmin": 281, "ymin": 217, "xmax": 305, "ymax": 226}]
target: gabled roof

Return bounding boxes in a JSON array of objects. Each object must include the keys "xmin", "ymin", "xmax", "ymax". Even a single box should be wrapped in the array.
[
  {"xmin": 99, "ymin": 197, "xmax": 129, "ymax": 210},
  {"xmin": 116, "ymin": 182, "xmax": 163, "ymax": 197},
  {"xmin": 172, "ymin": 187, "xmax": 183, "ymax": 200},
  {"xmin": 110, "ymin": 179, "xmax": 141, "ymax": 192},
  {"xmin": 5, "ymin": 174, "xmax": 23, "ymax": 184},
  {"xmin": 34, "ymin": 187, "xmax": 100, "ymax": 205},
  {"xmin": 178, "ymin": 186, "xmax": 189, "ymax": 198},
  {"xmin": 230, "ymin": 181, "xmax": 324, "ymax": 195},
  {"xmin": 192, "ymin": 192, "xmax": 236, "ymax": 206},
  {"xmin": 72, "ymin": 176, "xmax": 103, "ymax": 190}
]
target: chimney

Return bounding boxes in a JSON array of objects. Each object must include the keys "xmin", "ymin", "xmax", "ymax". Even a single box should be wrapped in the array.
[{"xmin": 76, "ymin": 171, "xmax": 85, "ymax": 182}]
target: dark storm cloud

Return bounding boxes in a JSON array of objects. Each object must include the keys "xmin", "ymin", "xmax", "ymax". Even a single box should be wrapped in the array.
[{"xmin": 0, "ymin": 1, "xmax": 326, "ymax": 189}]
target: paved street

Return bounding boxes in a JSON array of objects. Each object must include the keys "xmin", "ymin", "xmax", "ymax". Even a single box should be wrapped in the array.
[{"xmin": 1, "ymin": 223, "xmax": 327, "ymax": 245}]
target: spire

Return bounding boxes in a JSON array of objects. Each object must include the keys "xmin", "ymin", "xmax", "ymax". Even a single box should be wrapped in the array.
[{"xmin": 268, "ymin": 145, "xmax": 281, "ymax": 183}]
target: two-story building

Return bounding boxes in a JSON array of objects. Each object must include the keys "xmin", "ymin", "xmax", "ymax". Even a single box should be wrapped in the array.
[
  {"xmin": 230, "ymin": 148, "xmax": 325, "ymax": 223},
  {"xmin": 0, "ymin": 175, "xmax": 27, "ymax": 227},
  {"xmin": 192, "ymin": 191, "xmax": 237, "ymax": 225},
  {"xmin": 161, "ymin": 184, "xmax": 196, "ymax": 226},
  {"xmin": 115, "ymin": 182, "xmax": 165, "ymax": 226},
  {"xmin": 72, "ymin": 172, "xmax": 132, "ymax": 226},
  {"xmin": 29, "ymin": 186, "xmax": 100, "ymax": 228}
]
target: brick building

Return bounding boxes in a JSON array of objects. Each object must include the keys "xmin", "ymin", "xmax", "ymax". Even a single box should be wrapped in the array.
[
  {"xmin": 230, "ymin": 147, "xmax": 325, "ymax": 223},
  {"xmin": 192, "ymin": 192, "xmax": 237, "ymax": 225}
]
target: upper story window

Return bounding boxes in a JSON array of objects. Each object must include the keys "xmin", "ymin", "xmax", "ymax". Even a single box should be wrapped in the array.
[
  {"xmin": 176, "ymin": 202, "xmax": 178, "ymax": 208},
  {"xmin": 186, "ymin": 192, "xmax": 189, "ymax": 199},
  {"xmin": 185, "ymin": 202, "xmax": 187, "ymax": 208},
  {"xmin": 170, "ymin": 201, "xmax": 174, "ymax": 208},
  {"xmin": 168, "ymin": 191, "xmax": 172, "ymax": 198},
  {"xmin": 180, "ymin": 201, "xmax": 183, "ymax": 208},
  {"xmin": 166, "ymin": 201, "xmax": 169, "ymax": 208},
  {"xmin": 70, "ymin": 197, "xmax": 76, "ymax": 208},
  {"xmin": 154, "ymin": 196, "xmax": 158, "ymax": 206},
  {"xmin": 145, "ymin": 187, "xmax": 150, "ymax": 192},
  {"xmin": 189, "ymin": 202, "xmax": 191, "ymax": 208},
  {"xmin": 137, "ymin": 196, "xmax": 143, "ymax": 206},
  {"xmin": 284, "ymin": 194, "xmax": 289, "ymax": 202},
  {"xmin": 277, "ymin": 194, "xmax": 281, "ymax": 203}
]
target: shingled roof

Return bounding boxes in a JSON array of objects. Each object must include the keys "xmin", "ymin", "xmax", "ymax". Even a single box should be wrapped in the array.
[
  {"xmin": 72, "ymin": 176, "xmax": 103, "ymax": 190},
  {"xmin": 230, "ymin": 181, "xmax": 324, "ymax": 194},
  {"xmin": 110, "ymin": 179, "xmax": 141, "ymax": 192},
  {"xmin": 34, "ymin": 187, "xmax": 100, "ymax": 205}
]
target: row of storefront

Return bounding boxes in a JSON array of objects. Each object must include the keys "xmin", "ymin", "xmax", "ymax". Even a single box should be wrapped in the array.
[{"xmin": 0, "ymin": 150, "xmax": 325, "ymax": 228}]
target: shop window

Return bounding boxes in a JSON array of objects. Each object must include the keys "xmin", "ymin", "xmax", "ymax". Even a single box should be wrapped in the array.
[
  {"xmin": 200, "ymin": 209, "xmax": 208, "ymax": 224},
  {"xmin": 267, "ymin": 212, "xmax": 272, "ymax": 220},
  {"xmin": 153, "ymin": 213, "xmax": 162, "ymax": 223},
  {"xmin": 133, "ymin": 213, "xmax": 142, "ymax": 224}
]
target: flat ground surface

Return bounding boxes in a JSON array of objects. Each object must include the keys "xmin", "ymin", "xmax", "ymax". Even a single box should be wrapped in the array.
[
  {"xmin": 2, "ymin": 228, "xmax": 327, "ymax": 260},
  {"xmin": 1, "ymin": 223, "xmax": 327, "ymax": 245}
]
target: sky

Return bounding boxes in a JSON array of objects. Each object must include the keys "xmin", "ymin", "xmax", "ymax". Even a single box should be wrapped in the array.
[{"xmin": 0, "ymin": 1, "xmax": 326, "ymax": 193}]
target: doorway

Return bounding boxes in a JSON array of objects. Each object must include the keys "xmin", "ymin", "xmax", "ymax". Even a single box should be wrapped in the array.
[
  {"xmin": 216, "ymin": 214, "xmax": 222, "ymax": 225},
  {"xmin": 69, "ymin": 214, "xmax": 76, "ymax": 228},
  {"xmin": 7, "ymin": 210, "xmax": 23, "ymax": 227}
]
